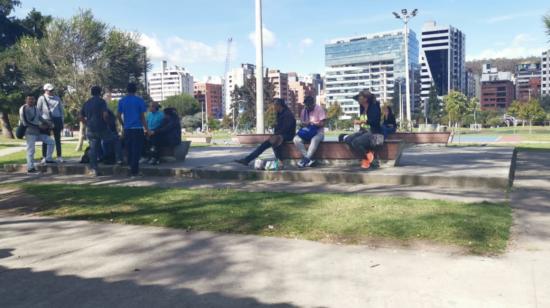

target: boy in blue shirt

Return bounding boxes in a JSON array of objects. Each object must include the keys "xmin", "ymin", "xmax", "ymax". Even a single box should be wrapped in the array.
[{"xmin": 117, "ymin": 83, "xmax": 149, "ymax": 176}]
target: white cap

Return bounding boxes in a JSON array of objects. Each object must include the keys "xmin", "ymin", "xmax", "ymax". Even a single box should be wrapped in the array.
[{"xmin": 43, "ymin": 83, "xmax": 54, "ymax": 91}]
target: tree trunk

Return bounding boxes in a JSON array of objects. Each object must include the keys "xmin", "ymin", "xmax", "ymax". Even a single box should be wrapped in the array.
[
  {"xmin": 76, "ymin": 121, "xmax": 86, "ymax": 151},
  {"xmin": 0, "ymin": 111, "xmax": 15, "ymax": 139}
]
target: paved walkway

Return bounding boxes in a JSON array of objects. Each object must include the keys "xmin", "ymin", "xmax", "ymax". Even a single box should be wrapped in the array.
[
  {"xmin": 0, "ymin": 150, "xmax": 548, "ymax": 307},
  {"xmin": 0, "ymin": 146, "xmax": 25, "ymax": 157}
]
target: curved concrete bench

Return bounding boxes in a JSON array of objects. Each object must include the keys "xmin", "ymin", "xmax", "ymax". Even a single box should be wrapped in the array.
[
  {"xmin": 279, "ymin": 140, "xmax": 404, "ymax": 162},
  {"xmin": 159, "ymin": 141, "xmax": 192, "ymax": 162}
]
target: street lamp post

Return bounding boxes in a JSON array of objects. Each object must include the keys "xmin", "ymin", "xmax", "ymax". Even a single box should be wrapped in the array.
[
  {"xmin": 255, "ymin": 0, "xmax": 265, "ymax": 134},
  {"xmin": 393, "ymin": 9, "xmax": 418, "ymax": 131}
]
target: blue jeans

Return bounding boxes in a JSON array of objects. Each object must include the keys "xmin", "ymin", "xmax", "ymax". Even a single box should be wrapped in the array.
[
  {"xmin": 125, "ymin": 129, "xmax": 144, "ymax": 175},
  {"xmin": 86, "ymin": 132, "xmax": 102, "ymax": 171},
  {"xmin": 101, "ymin": 132, "xmax": 123, "ymax": 163}
]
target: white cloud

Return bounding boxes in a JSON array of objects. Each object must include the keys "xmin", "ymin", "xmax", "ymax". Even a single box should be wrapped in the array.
[
  {"xmin": 248, "ymin": 27, "xmax": 277, "ymax": 48},
  {"xmin": 468, "ymin": 33, "xmax": 546, "ymax": 60},
  {"xmin": 485, "ymin": 11, "xmax": 540, "ymax": 24},
  {"xmin": 300, "ymin": 38, "xmax": 314, "ymax": 48},
  {"xmin": 139, "ymin": 34, "xmax": 229, "ymax": 65}
]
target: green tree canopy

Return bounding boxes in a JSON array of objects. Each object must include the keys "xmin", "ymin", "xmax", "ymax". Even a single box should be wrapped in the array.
[
  {"xmin": 443, "ymin": 90, "xmax": 468, "ymax": 128},
  {"xmin": 427, "ymin": 85, "xmax": 442, "ymax": 124},
  {"xmin": 230, "ymin": 76, "xmax": 275, "ymax": 132},
  {"xmin": 162, "ymin": 93, "xmax": 200, "ymax": 117}
]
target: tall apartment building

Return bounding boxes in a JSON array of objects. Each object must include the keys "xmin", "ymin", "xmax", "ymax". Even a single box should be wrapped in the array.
[
  {"xmin": 543, "ymin": 50, "xmax": 550, "ymax": 97},
  {"xmin": 194, "ymin": 82, "xmax": 223, "ymax": 119},
  {"xmin": 325, "ymin": 29, "xmax": 419, "ymax": 118},
  {"xmin": 225, "ymin": 64, "xmax": 255, "ymax": 116},
  {"xmin": 516, "ymin": 62, "xmax": 541, "ymax": 101},
  {"xmin": 148, "ymin": 61, "xmax": 194, "ymax": 103},
  {"xmin": 288, "ymin": 73, "xmax": 316, "ymax": 116},
  {"xmin": 480, "ymin": 64, "xmax": 515, "ymax": 110},
  {"xmin": 420, "ymin": 21, "xmax": 466, "ymax": 102},
  {"xmin": 267, "ymin": 69, "xmax": 289, "ymax": 101},
  {"xmin": 465, "ymin": 69, "xmax": 477, "ymax": 98}
]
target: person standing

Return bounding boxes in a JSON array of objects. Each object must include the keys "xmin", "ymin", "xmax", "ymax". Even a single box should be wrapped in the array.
[
  {"xmin": 234, "ymin": 99, "xmax": 296, "ymax": 167},
  {"xmin": 37, "ymin": 83, "xmax": 65, "ymax": 163},
  {"xmin": 80, "ymin": 86, "xmax": 109, "ymax": 176},
  {"xmin": 293, "ymin": 96, "xmax": 326, "ymax": 168},
  {"xmin": 117, "ymin": 83, "xmax": 148, "ymax": 177},
  {"xmin": 19, "ymin": 96, "xmax": 56, "ymax": 174}
]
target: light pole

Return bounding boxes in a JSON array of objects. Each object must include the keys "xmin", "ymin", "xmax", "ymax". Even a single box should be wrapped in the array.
[
  {"xmin": 255, "ymin": 0, "xmax": 265, "ymax": 134},
  {"xmin": 393, "ymin": 9, "xmax": 418, "ymax": 130}
]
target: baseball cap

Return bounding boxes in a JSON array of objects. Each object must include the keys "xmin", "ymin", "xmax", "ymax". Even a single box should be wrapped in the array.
[{"xmin": 43, "ymin": 83, "xmax": 55, "ymax": 91}]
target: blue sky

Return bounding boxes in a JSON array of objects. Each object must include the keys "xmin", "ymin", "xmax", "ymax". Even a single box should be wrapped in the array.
[{"xmin": 14, "ymin": 0, "xmax": 550, "ymax": 80}]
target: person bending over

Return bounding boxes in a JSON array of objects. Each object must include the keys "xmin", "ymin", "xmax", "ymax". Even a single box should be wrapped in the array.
[
  {"xmin": 147, "ymin": 108, "xmax": 182, "ymax": 165},
  {"xmin": 235, "ymin": 99, "xmax": 296, "ymax": 166},
  {"xmin": 293, "ymin": 96, "xmax": 326, "ymax": 168}
]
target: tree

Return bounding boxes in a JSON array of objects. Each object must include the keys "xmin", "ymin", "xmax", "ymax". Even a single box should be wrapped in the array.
[
  {"xmin": 326, "ymin": 102, "xmax": 343, "ymax": 130},
  {"xmin": 544, "ymin": 12, "xmax": 550, "ymax": 38},
  {"xmin": 162, "ymin": 93, "xmax": 200, "ymax": 117},
  {"xmin": 443, "ymin": 91, "xmax": 468, "ymax": 128},
  {"xmin": 230, "ymin": 76, "xmax": 274, "ymax": 131},
  {"xmin": 468, "ymin": 97, "xmax": 481, "ymax": 126},
  {"xmin": 427, "ymin": 85, "xmax": 441, "ymax": 124},
  {"xmin": 521, "ymin": 100, "xmax": 546, "ymax": 133},
  {"xmin": 181, "ymin": 112, "xmax": 202, "ymax": 131},
  {"xmin": 0, "ymin": 2, "xmax": 51, "ymax": 138},
  {"xmin": 16, "ymin": 9, "xmax": 147, "ymax": 150},
  {"xmin": 207, "ymin": 118, "xmax": 220, "ymax": 131}
]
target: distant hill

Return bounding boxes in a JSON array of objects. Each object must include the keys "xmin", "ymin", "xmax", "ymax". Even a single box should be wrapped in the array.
[{"xmin": 466, "ymin": 57, "xmax": 541, "ymax": 76}]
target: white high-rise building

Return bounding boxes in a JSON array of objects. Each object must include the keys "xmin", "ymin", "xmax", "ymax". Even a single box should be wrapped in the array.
[
  {"xmin": 225, "ymin": 64, "xmax": 255, "ymax": 115},
  {"xmin": 541, "ymin": 50, "xmax": 550, "ymax": 97},
  {"xmin": 420, "ymin": 21, "xmax": 466, "ymax": 101},
  {"xmin": 325, "ymin": 29, "xmax": 419, "ymax": 119},
  {"xmin": 148, "ymin": 61, "xmax": 194, "ymax": 103}
]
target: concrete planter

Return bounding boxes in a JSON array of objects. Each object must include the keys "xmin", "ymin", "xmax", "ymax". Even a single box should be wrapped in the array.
[
  {"xmin": 236, "ymin": 134, "xmax": 272, "ymax": 145},
  {"xmin": 184, "ymin": 135, "xmax": 212, "ymax": 144}
]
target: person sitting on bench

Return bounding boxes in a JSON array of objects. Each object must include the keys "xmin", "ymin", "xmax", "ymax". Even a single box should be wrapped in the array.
[
  {"xmin": 146, "ymin": 108, "xmax": 182, "ymax": 165},
  {"xmin": 235, "ymin": 99, "xmax": 296, "ymax": 167},
  {"xmin": 339, "ymin": 89, "xmax": 382, "ymax": 169},
  {"xmin": 381, "ymin": 104, "xmax": 397, "ymax": 139},
  {"xmin": 293, "ymin": 96, "xmax": 326, "ymax": 168}
]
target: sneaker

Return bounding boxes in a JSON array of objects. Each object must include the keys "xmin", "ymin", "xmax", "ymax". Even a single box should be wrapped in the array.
[
  {"xmin": 361, "ymin": 151, "xmax": 375, "ymax": 169},
  {"xmin": 57, "ymin": 157, "xmax": 65, "ymax": 163},
  {"xmin": 27, "ymin": 168, "xmax": 39, "ymax": 174},
  {"xmin": 234, "ymin": 158, "xmax": 250, "ymax": 166},
  {"xmin": 305, "ymin": 159, "xmax": 316, "ymax": 167},
  {"xmin": 297, "ymin": 157, "xmax": 309, "ymax": 168},
  {"xmin": 40, "ymin": 158, "xmax": 46, "ymax": 164}
]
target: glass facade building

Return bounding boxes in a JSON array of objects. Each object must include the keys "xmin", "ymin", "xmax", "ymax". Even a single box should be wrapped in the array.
[{"xmin": 325, "ymin": 30, "xmax": 419, "ymax": 118}]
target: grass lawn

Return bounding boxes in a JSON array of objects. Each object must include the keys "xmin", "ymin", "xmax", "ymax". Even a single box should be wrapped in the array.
[
  {"xmin": 0, "ymin": 143, "xmax": 82, "ymax": 165},
  {"xmin": 19, "ymin": 184, "xmax": 512, "ymax": 255}
]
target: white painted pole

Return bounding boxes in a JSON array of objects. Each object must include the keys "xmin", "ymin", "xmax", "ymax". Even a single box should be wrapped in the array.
[
  {"xmin": 404, "ymin": 20, "xmax": 412, "ymax": 130},
  {"xmin": 255, "ymin": 0, "xmax": 265, "ymax": 134}
]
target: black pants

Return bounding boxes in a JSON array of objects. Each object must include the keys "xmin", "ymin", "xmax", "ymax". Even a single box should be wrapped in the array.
[
  {"xmin": 42, "ymin": 118, "xmax": 62, "ymax": 158},
  {"xmin": 125, "ymin": 129, "xmax": 145, "ymax": 175},
  {"xmin": 244, "ymin": 140, "xmax": 283, "ymax": 163},
  {"xmin": 150, "ymin": 135, "xmax": 171, "ymax": 161}
]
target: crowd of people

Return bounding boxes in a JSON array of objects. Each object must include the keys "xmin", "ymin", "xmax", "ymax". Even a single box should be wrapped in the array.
[
  {"xmin": 19, "ymin": 82, "xmax": 181, "ymax": 176},
  {"xmin": 18, "ymin": 84, "xmax": 394, "ymax": 175},
  {"xmin": 236, "ymin": 89, "xmax": 396, "ymax": 170}
]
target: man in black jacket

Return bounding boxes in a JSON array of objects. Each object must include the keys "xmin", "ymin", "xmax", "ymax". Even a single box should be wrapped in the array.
[
  {"xmin": 147, "ymin": 108, "xmax": 182, "ymax": 165},
  {"xmin": 235, "ymin": 99, "xmax": 296, "ymax": 166}
]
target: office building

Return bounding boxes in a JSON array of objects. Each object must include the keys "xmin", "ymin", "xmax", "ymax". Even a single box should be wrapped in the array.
[
  {"xmin": 516, "ymin": 62, "xmax": 541, "ymax": 101},
  {"xmin": 267, "ymin": 69, "xmax": 289, "ymax": 101},
  {"xmin": 480, "ymin": 64, "xmax": 515, "ymax": 110},
  {"xmin": 288, "ymin": 73, "xmax": 316, "ymax": 116},
  {"xmin": 420, "ymin": 21, "xmax": 466, "ymax": 101},
  {"xmin": 465, "ymin": 69, "xmax": 477, "ymax": 98},
  {"xmin": 543, "ymin": 50, "xmax": 550, "ymax": 97},
  {"xmin": 148, "ymin": 61, "xmax": 194, "ymax": 103},
  {"xmin": 194, "ymin": 82, "xmax": 223, "ymax": 119},
  {"xmin": 325, "ymin": 29, "xmax": 419, "ymax": 118},
  {"xmin": 225, "ymin": 64, "xmax": 255, "ymax": 116}
]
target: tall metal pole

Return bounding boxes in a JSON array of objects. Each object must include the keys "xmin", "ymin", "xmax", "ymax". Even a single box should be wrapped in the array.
[
  {"xmin": 255, "ymin": 0, "xmax": 265, "ymax": 134},
  {"xmin": 205, "ymin": 87, "xmax": 209, "ymax": 132},
  {"xmin": 404, "ymin": 19, "xmax": 412, "ymax": 130}
]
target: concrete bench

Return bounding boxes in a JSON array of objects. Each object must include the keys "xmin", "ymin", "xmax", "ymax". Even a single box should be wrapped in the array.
[
  {"xmin": 279, "ymin": 140, "xmax": 403, "ymax": 162},
  {"xmin": 184, "ymin": 135, "xmax": 212, "ymax": 144},
  {"xmin": 158, "ymin": 141, "xmax": 192, "ymax": 162},
  {"xmin": 237, "ymin": 132, "xmax": 452, "ymax": 145}
]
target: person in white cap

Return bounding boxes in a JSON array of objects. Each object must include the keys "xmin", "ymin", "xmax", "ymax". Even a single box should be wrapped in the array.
[{"xmin": 37, "ymin": 83, "xmax": 65, "ymax": 163}]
